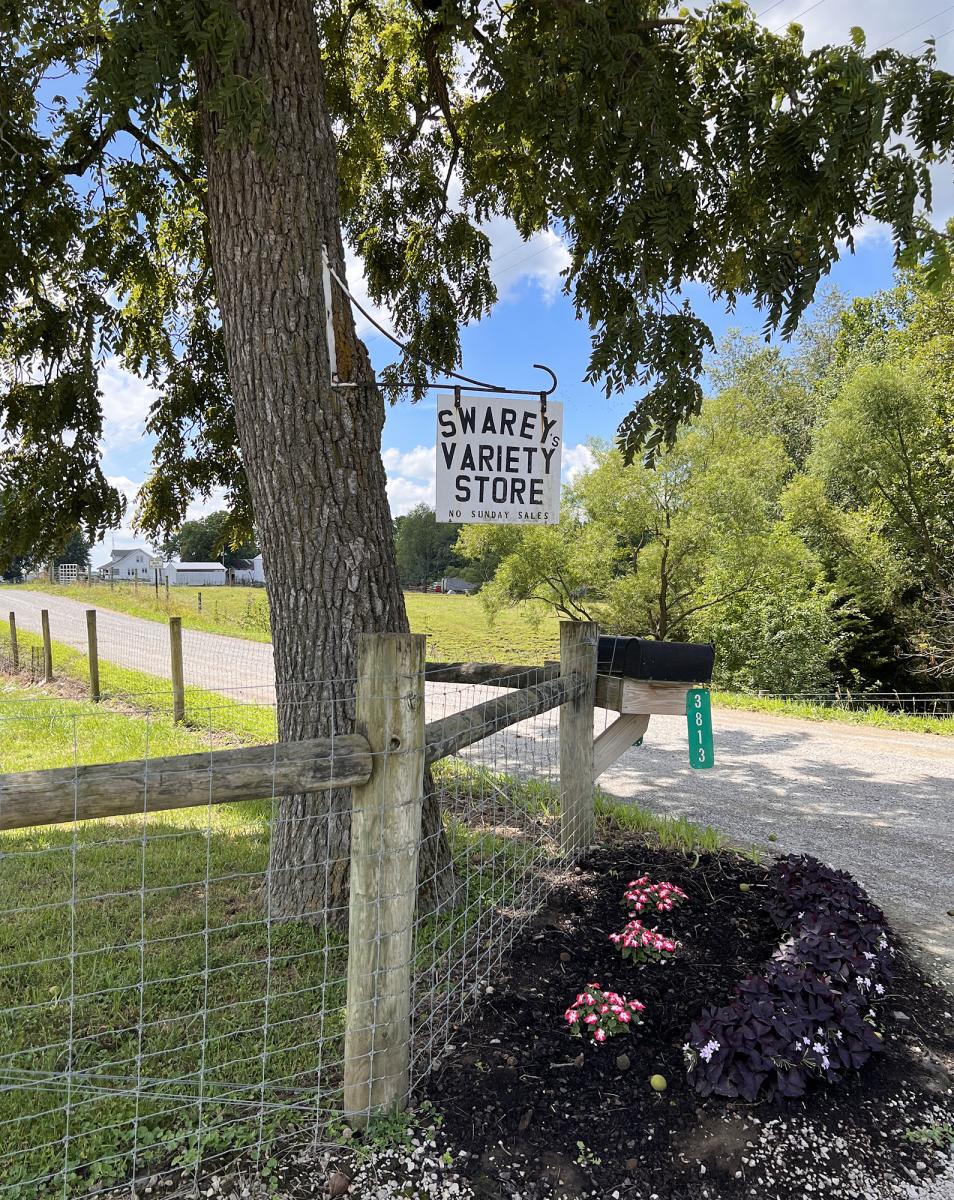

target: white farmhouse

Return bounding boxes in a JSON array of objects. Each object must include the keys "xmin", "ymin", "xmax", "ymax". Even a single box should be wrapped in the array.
[
  {"xmin": 97, "ymin": 547, "xmax": 160, "ymax": 581},
  {"xmin": 161, "ymin": 561, "xmax": 228, "ymax": 587}
]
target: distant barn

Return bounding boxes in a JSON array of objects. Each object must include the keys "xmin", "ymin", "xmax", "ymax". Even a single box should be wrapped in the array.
[{"xmin": 161, "ymin": 561, "xmax": 227, "ymax": 587}]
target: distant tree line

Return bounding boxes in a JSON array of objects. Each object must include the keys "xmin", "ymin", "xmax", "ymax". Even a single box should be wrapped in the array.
[
  {"xmin": 392, "ymin": 505, "xmax": 490, "ymax": 589},
  {"xmin": 1, "ymin": 529, "xmax": 91, "ymax": 583},
  {"xmin": 160, "ymin": 511, "xmax": 258, "ymax": 569}
]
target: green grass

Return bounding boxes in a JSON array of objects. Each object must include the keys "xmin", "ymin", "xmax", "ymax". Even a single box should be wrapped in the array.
[
  {"xmin": 405, "ymin": 593, "xmax": 560, "ymax": 663},
  {"xmin": 13, "ymin": 581, "xmax": 273, "ymax": 643},
  {"xmin": 595, "ymin": 790, "xmax": 728, "ymax": 854},
  {"xmin": 0, "ymin": 681, "xmax": 335, "ymax": 1196},
  {"xmin": 0, "ymin": 688, "xmax": 209, "ymax": 772},
  {"xmin": 13, "ymin": 583, "xmax": 562, "ymax": 664},
  {"xmin": 0, "ymin": 703, "xmax": 569, "ymax": 1198},
  {"xmin": 714, "ymin": 690, "xmax": 954, "ymax": 737},
  {"xmin": 4, "ymin": 625, "xmax": 278, "ymax": 747}
]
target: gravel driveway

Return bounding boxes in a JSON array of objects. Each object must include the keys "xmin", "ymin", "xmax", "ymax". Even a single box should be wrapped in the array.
[
  {"xmin": 3, "ymin": 587, "xmax": 276, "ymax": 703},
  {"xmin": 5, "ymin": 587, "xmax": 954, "ymax": 982}
]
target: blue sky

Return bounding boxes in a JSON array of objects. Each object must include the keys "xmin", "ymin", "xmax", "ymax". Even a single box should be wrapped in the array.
[{"xmin": 95, "ymin": 0, "xmax": 954, "ymax": 558}]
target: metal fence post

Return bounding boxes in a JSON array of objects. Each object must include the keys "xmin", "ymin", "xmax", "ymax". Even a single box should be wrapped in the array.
[
  {"xmin": 8, "ymin": 612, "xmax": 18, "ymax": 672},
  {"xmin": 344, "ymin": 631, "xmax": 427, "ymax": 1124},
  {"xmin": 169, "ymin": 617, "xmax": 185, "ymax": 723},
  {"xmin": 40, "ymin": 609, "xmax": 53, "ymax": 683},
  {"xmin": 560, "ymin": 620, "xmax": 598, "ymax": 856},
  {"xmin": 86, "ymin": 609, "xmax": 101, "ymax": 703}
]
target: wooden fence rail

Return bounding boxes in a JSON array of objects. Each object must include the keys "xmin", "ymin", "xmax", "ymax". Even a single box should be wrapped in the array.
[
  {"xmin": 0, "ymin": 736, "xmax": 374, "ymax": 831},
  {"xmin": 0, "ymin": 671, "xmax": 583, "ymax": 833}
]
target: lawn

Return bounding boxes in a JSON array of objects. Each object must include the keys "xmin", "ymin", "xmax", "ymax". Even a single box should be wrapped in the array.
[
  {"xmin": 14, "ymin": 582, "xmax": 563, "ymax": 663},
  {"xmin": 2, "ymin": 624, "xmax": 279, "ymax": 747}
]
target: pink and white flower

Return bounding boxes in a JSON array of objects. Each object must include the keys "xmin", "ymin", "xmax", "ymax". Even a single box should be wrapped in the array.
[{"xmin": 564, "ymin": 984, "xmax": 646, "ymax": 1045}]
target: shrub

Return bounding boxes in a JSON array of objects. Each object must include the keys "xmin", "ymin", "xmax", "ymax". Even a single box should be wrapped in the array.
[
  {"xmin": 766, "ymin": 855, "xmax": 885, "ymax": 930},
  {"xmin": 686, "ymin": 854, "xmax": 891, "ymax": 1102},
  {"xmin": 686, "ymin": 964, "xmax": 883, "ymax": 1101}
]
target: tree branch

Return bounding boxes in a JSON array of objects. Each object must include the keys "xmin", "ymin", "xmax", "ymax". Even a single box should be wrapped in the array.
[
  {"xmin": 120, "ymin": 123, "xmax": 204, "ymax": 201},
  {"xmin": 3, "ymin": 116, "xmax": 122, "ymax": 220}
]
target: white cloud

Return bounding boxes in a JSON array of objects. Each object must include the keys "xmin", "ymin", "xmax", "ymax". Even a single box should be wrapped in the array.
[
  {"xmin": 383, "ymin": 444, "xmax": 437, "ymax": 514},
  {"xmin": 382, "ymin": 444, "xmax": 437, "ymax": 483},
  {"xmin": 486, "ymin": 221, "xmax": 570, "ymax": 303},
  {"xmin": 99, "ymin": 359, "xmax": 157, "ymax": 454},
  {"xmin": 185, "ymin": 487, "xmax": 229, "ymax": 522},
  {"xmin": 561, "ymin": 442, "xmax": 595, "ymax": 482},
  {"xmin": 387, "ymin": 475, "xmax": 435, "ymax": 514}
]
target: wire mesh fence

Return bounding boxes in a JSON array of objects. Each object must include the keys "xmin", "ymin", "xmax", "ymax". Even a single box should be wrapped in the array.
[
  {"xmin": 746, "ymin": 690, "xmax": 954, "ymax": 717},
  {"xmin": 0, "ymin": 637, "xmax": 581, "ymax": 1199}
]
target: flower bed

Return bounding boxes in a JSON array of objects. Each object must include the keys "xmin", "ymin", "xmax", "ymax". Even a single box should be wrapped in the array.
[{"xmin": 406, "ymin": 842, "xmax": 954, "ymax": 1200}]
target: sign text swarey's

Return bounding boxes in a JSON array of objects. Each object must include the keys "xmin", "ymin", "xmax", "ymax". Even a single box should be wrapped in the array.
[{"xmin": 436, "ymin": 394, "xmax": 563, "ymax": 525}]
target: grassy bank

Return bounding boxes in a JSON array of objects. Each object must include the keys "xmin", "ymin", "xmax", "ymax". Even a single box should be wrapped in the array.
[
  {"xmin": 714, "ymin": 691, "xmax": 954, "ymax": 737},
  {"xmin": 1, "ymin": 625, "xmax": 278, "ymax": 746},
  {"xmin": 10, "ymin": 583, "xmax": 562, "ymax": 663}
]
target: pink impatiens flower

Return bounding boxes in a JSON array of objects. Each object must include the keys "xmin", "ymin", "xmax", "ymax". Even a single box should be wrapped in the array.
[
  {"xmin": 610, "ymin": 919, "xmax": 680, "ymax": 964},
  {"xmin": 623, "ymin": 877, "xmax": 688, "ymax": 916},
  {"xmin": 564, "ymin": 984, "xmax": 646, "ymax": 1044}
]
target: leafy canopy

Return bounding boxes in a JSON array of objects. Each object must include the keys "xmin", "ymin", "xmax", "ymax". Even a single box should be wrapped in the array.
[{"xmin": 3, "ymin": 0, "xmax": 954, "ymax": 563}]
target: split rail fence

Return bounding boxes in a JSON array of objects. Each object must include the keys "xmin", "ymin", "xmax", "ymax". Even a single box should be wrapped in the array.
[{"xmin": 1, "ymin": 618, "xmax": 672, "ymax": 1198}]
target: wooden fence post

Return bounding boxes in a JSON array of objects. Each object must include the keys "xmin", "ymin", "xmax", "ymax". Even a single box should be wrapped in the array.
[
  {"xmin": 86, "ymin": 609, "xmax": 101, "ymax": 703},
  {"xmin": 40, "ymin": 609, "xmax": 53, "ymax": 683},
  {"xmin": 560, "ymin": 620, "xmax": 598, "ymax": 856},
  {"xmin": 8, "ymin": 613, "xmax": 18, "ymax": 672},
  {"xmin": 344, "ymin": 631, "xmax": 427, "ymax": 1125},
  {"xmin": 169, "ymin": 617, "xmax": 185, "ymax": 723}
]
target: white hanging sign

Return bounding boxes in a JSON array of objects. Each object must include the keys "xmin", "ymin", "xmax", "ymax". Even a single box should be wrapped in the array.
[{"xmin": 435, "ymin": 394, "xmax": 563, "ymax": 525}]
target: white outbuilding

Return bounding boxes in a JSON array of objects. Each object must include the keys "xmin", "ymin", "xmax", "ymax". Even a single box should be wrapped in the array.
[{"xmin": 161, "ymin": 561, "xmax": 228, "ymax": 587}]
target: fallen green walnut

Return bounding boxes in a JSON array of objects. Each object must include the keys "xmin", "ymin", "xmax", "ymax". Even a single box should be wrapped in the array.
[{"xmin": 649, "ymin": 1074, "xmax": 668, "ymax": 1092}]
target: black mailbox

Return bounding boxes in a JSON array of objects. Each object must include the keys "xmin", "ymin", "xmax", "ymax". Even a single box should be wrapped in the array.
[{"xmin": 597, "ymin": 637, "xmax": 715, "ymax": 684}]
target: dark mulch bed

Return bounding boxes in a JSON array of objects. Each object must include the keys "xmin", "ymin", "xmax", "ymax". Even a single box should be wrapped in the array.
[{"xmin": 416, "ymin": 841, "xmax": 954, "ymax": 1200}]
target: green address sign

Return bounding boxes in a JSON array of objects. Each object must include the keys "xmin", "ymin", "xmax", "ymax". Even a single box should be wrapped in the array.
[{"xmin": 686, "ymin": 688, "xmax": 714, "ymax": 769}]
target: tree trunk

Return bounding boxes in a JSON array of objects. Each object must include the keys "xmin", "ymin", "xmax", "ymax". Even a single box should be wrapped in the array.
[{"xmin": 196, "ymin": 0, "xmax": 455, "ymax": 926}]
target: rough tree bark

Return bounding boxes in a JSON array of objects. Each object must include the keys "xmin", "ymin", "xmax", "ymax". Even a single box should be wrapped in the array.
[{"xmin": 196, "ymin": 0, "xmax": 455, "ymax": 926}]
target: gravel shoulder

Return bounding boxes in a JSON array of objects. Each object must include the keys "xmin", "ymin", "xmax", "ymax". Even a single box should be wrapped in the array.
[{"xmin": 6, "ymin": 587, "xmax": 953, "ymax": 982}]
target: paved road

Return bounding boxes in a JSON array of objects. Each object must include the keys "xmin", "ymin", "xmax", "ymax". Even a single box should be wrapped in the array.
[{"xmin": 5, "ymin": 587, "xmax": 954, "ymax": 981}]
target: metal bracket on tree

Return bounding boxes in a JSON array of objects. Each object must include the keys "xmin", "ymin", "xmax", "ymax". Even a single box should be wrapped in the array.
[{"xmin": 320, "ymin": 243, "xmax": 559, "ymax": 398}]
